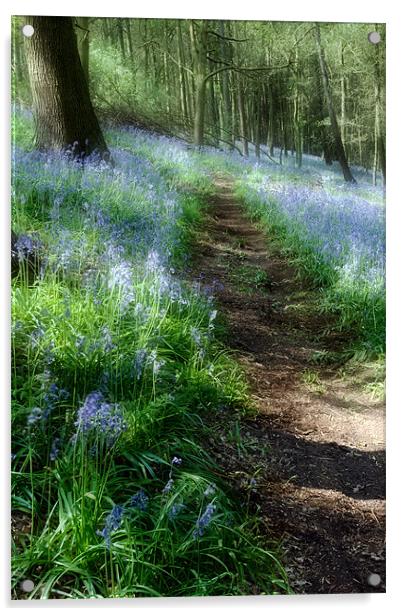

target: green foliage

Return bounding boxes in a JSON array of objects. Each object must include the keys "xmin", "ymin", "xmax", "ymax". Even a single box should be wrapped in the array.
[{"xmin": 11, "ymin": 115, "xmax": 288, "ymax": 598}]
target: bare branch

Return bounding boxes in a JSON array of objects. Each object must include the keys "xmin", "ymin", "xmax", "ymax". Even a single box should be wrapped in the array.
[
  {"xmin": 205, "ymin": 62, "xmax": 292, "ymax": 82},
  {"xmin": 207, "ymin": 29, "xmax": 247, "ymax": 43},
  {"xmin": 154, "ymin": 42, "xmax": 194, "ymax": 75}
]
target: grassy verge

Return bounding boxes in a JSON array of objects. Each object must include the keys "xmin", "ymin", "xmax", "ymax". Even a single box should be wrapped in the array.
[
  {"xmin": 234, "ymin": 167, "xmax": 385, "ymax": 361},
  {"xmin": 11, "ymin": 117, "xmax": 289, "ymax": 598}
]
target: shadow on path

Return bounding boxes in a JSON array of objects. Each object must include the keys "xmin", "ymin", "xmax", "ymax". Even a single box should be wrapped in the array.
[{"xmin": 194, "ymin": 175, "xmax": 386, "ymax": 594}]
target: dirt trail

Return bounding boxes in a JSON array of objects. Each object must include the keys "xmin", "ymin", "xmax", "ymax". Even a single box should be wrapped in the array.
[{"xmin": 195, "ymin": 175, "xmax": 385, "ymax": 594}]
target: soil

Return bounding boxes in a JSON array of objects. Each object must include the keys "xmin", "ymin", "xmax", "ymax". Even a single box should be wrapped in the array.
[{"xmin": 194, "ymin": 175, "xmax": 385, "ymax": 595}]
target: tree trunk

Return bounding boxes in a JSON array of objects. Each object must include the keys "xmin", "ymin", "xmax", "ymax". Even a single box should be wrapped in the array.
[
  {"xmin": 192, "ymin": 20, "xmax": 208, "ymax": 146},
  {"xmin": 117, "ymin": 19, "xmax": 126, "ymax": 59},
  {"xmin": 194, "ymin": 76, "xmax": 207, "ymax": 147},
  {"xmin": 219, "ymin": 21, "xmax": 233, "ymax": 148},
  {"xmin": 76, "ymin": 17, "xmax": 90, "ymax": 83},
  {"xmin": 315, "ymin": 24, "xmax": 355, "ymax": 183},
  {"xmin": 372, "ymin": 117, "xmax": 378, "ymax": 186},
  {"xmin": 373, "ymin": 35, "xmax": 386, "ymax": 184},
  {"xmin": 238, "ymin": 82, "xmax": 249, "ymax": 157},
  {"xmin": 25, "ymin": 16, "xmax": 109, "ymax": 159},
  {"xmin": 340, "ymin": 42, "xmax": 347, "ymax": 155},
  {"xmin": 254, "ymin": 96, "xmax": 261, "ymax": 159},
  {"xmin": 177, "ymin": 20, "xmax": 189, "ymax": 125},
  {"xmin": 125, "ymin": 19, "xmax": 134, "ymax": 62}
]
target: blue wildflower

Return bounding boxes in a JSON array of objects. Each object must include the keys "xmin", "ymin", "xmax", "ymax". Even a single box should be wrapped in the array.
[
  {"xmin": 50, "ymin": 437, "xmax": 61, "ymax": 461},
  {"xmin": 97, "ymin": 505, "xmax": 125, "ymax": 549},
  {"xmin": 74, "ymin": 391, "xmax": 127, "ymax": 446},
  {"xmin": 193, "ymin": 502, "xmax": 217, "ymax": 539},
  {"xmin": 130, "ymin": 489, "xmax": 149, "ymax": 511},
  {"xmin": 162, "ymin": 479, "xmax": 174, "ymax": 495},
  {"xmin": 27, "ymin": 407, "xmax": 42, "ymax": 427},
  {"xmin": 168, "ymin": 502, "xmax": 185, "ymax": 520},
  {"xmin": 203, "ymin": 483, "xmax": 217, "ymax": 497}
]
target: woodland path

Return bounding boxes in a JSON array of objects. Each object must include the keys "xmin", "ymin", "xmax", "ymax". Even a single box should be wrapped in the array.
[{"xmin": 194, "ymin": 175, "xmax": 385, "ymax": 594}]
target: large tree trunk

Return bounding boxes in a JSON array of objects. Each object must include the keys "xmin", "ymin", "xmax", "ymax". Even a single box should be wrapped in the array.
[
  {"xmin": 25, "ymin": 16, "xmax": 109, "ymax": 159},
  {"xmin": 315, "ymin": 24, "xmax": 355, "ymax": 183},
  {"xmin": 76, "ymin": 17, "xmax": 89, "ymax": 83}
]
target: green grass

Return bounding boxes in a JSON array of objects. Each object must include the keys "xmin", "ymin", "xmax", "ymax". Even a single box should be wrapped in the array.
[
  {"xmin": 229, "ymin": 264, "xmax": 271, "ymax": 295},
  {"xmin": 11, "ymin": 116, "xmax": 289, "ymax": 598},
  {"xmin": 234, "ymin": 178, "xmax": 385, "ymax": 361}
]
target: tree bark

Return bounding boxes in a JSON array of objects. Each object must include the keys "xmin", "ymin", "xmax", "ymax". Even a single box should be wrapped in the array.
[
  {"xmin": 192, "ymin": 20, "xmax": 209, "ymax": 146},
  {"xmin": 76, "ymin": 17, "xmax": 90, "ymax": 83},
  {"xmin": 315, "ymin": 24, "xmax": 355, "ymax": 182},
  {"xmin": 177, "ymin": 20, "xmax": 189, "ymax": 124},
  {"xmin": 237, "ymin": 80, "xmax": 249, "ymax": 157},
  {"xmin": 373, "ymin": 34, "xmax": 386, "ymax": 184},
  {"xmin": 25, "ymin": 16, "xmax": 109, "ymax": 159}
]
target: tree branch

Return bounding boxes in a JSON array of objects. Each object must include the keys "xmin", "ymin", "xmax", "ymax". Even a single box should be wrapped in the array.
[
  {"xmin": 207, "ymin": 29, "xmax": 247, "ymax": 43},
  {"xmin": 205, "ymin": 62, "xmax": 292, "ymax": 82},
  {"xmin": 154, "ymin": 42, "xmax": 194, "ymax": 75}
]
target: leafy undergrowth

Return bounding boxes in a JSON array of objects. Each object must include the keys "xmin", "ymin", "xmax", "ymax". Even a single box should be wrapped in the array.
[{"xmin": 12, "ymin": 116, "xmax": 289, "ymax": 598}]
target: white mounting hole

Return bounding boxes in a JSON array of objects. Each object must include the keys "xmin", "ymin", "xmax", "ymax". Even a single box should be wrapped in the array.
[
  {"xmin": 368, "ymin": 31, "xmax": 381, "ymax": 44},
  {"xmin": 22, "ymin": 24, "xmax": 35, "ymax": 38},
  {"xmin": 20, "ymin": 579, "xmax": 35, "ymax": 592},
  {"xmin": 367, "ymin": 573, "xmax": 381, "ymax": 587}
]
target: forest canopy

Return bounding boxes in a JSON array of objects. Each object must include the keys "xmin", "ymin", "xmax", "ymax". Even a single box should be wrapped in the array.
[{"xmin": 12, "ymin": 17, "xmax": 385, "ymax": 181}]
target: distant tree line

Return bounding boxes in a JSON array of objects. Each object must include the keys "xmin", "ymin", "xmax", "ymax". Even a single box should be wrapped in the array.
[{"xmin": 12, "ymin": 16, "xmax": 385, "ymax": 183}]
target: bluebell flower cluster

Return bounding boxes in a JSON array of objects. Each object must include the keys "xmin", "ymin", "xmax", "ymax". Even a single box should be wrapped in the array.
[
  {"xmin": 203, "ymin": 483, "xmax": 217, "ymax": 497},
  {"xmin": 133, "ymin": 348, "xmax": 148, "ymax": 380},
  {"xmin": 74, "ymin": 391, "xmax": 127, "ymax": 446},
  {"xmin": 162, "ymin": 478, "xmax": 174, "ymax": 495},
  {"xmin": 42, "ymin": 381, "xmax": 69, "ymax": 420},
  {"xmin": 168, "ymin": 502, "xmax": 185, "ymax": 520},
  {"xmin": 130, "ymin": 489, "xmax": 149, "ymax": 511},
  {"xmin": 193, "ymin": 502, "xmax": 217, "ymax": 539},
  {"xmin": 243, "ymin": 171, "xmax": 385, "ymax": 291},
  {"xmin": 97, "ymin": 504, "xmax": 125, "ymax": 549},
  {"xmin": 14, "ymin": 233, "xmax": 42, "ymax": 261},
  {"xmin": 27, "ymin": 407, "xmax": 43, "ymax": 427},
  {"xmin": 50, "ymin": 437, "xmax": 61, "ymax": 461}
]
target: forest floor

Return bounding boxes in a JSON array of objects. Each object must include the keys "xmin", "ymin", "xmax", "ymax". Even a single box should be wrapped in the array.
[{"xmin": 194, "ymin": 174, "xmax": 386, "ymax": 595}]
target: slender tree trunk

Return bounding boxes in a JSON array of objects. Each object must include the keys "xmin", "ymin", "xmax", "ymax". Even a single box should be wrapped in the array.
[
  {"xmin": 238, "ymin": 80, "xmax": 249, "ymax": 157},
  {"xmin": 279, "ymin": 96, "xmax": 288, "ymax": 159},
  {"xmin": 177, "ymin": 21, "xmax": 189, "ymax": 125},
  {"xmin": 315, "ymin": 24, "xmax": 355, "ymax": 182},
  {"xmin": 255, "ymin": 95, "xmax": 261, "ymax": 159},
  {"xmin": 192, "ymin": 20, "xmax": 208, "ymax": 146},
  {"xmin": 25, "ymin": 16, "xmax": 109, "ymax": 158},
  {"xmin": 117, "ymin": 19, "xmax": 126, "ymax": 59},
  {"xmin": 143, "ymin": 20, "xmax": 149, "ymax": 90},
  {"xmin": 218, "ymin": 21, "xmax": 233, "ymax": 148},
  {"xmin": 125, "ymin": 19, "xmax": 134, "ymax": 61},
  {"xmin": 374, "ymin": 36, "xmax": 386, "ymax": 184},
  {"xmin": 372, "ymin": 117, "xmax": 378, "ymax": 186},
  {"xmin": 194, "ymin": 78, "xmax": 207, "ymax": 146},
  {"xmin": 163, "ymin": 21, "xmax": 171, "ymax": 121},
  {"xmin": 293, "ymin": 46, "xmax": 303, "ymax": 167},
  {"xmin": 340, "ymin": 42, "xmax": 347, "ymax": 155}
]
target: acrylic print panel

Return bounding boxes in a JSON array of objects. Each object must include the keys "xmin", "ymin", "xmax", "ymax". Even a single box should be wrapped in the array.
[{"xmin": 11, "ymin": 15, "xmax": 385, "ymax": 599}]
